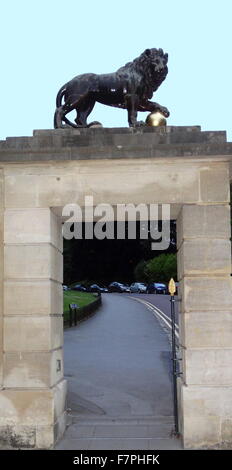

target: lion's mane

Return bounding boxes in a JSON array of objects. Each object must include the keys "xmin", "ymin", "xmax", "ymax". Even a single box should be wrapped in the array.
[{"xmin": 117, "ymin": 48, "xmax": 168, "ymax": 100}]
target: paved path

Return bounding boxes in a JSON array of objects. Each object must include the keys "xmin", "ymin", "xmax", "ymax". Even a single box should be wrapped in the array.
[{"xmin": 56, "ymin": 294, "xmax": 182, "ymax": 450}]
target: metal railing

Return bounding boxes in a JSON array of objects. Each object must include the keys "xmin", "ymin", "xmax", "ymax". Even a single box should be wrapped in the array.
[{"xmin": 65, "ymin": 293, "xmax": 102, "ymax": 327}]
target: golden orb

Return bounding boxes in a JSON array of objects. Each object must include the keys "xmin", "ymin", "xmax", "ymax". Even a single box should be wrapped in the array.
[{"xmin": 146, "ymin": 111, "xmax": 167, "ymax": 127}]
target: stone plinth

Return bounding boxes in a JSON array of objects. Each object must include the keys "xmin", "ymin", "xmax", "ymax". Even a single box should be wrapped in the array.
[{"xmin": 0, "ymin": 125, "xmax": 232, "ymax": 448}]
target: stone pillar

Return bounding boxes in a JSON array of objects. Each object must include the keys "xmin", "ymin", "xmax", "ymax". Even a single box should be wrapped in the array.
[
  {"xmin": 0, "ymin": 170, "xmax": 3, "ymax": 388},
  {"xmin": 0, "ymin": 208, "xmax": 67, "ymax": 449},
  {"xmin": 177, "ymin": 203, "xmax": 232, "ymax": 448}
]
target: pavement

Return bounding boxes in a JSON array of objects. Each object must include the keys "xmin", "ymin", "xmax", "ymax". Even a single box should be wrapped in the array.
[{"xmin": 56, "ymin": 293, "xmax": 183, "ymax": 450}]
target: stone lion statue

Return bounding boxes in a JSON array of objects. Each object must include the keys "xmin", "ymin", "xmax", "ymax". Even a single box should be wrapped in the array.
[{"xmin": 54, "ymin": 48, "xmax": 169, "ymax": 128}]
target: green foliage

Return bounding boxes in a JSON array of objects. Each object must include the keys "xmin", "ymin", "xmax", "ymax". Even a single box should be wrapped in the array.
[
  {"xmin": 134, "ymin": 253, "xmax": 177, "ymax": 283},
  {"xmin": 134, "ymin": 260, "xmax": 149, "ymax": 282},
  {"xmin": 145, "ymin": 253, "xmax": 177, "ymax": 282}
]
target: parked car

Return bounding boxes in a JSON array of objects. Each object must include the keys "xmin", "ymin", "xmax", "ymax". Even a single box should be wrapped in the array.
[
  {"xmin": 62, "ymin": 285, "xmax": 69, "ymax": 291},
  {"xmin": 72, "ymin": 284, "xmax": 87, "ymax": 292},
  {"xmin": 89, "ymin": 284, "xmax": 108, "ymax": 293},
  {"xmin": 108, "ymin": 282, "xmax": 130, "ymax": 293},
  {"xmin": 146, "ymin": 283, "xmax": 167, "ymax": 294},
  {"xmin": 124, "ymin": 284, "xmax": 131, "ymax": 292},
  {"xmin": 130, "ymin": 282, "xmax": 147, "ymax": 293},
  {"xmin": 101, "ymin": 287, "xmax": 109, "ymax": 292}
]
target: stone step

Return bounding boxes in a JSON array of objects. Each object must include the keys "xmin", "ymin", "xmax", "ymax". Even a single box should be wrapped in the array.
[
  {"xmin": 65, "ymin": 416, "xmax": 174, "ymax": 440},
  {"xmin": 71, "ymin": 414, "xmax": 174, "ymax": 426},
  {"xmin": 57, "ymin": 130, "xmax": 226, "ymax": 148},
  {"xmin": 55, "ymin": 436, "xmax": 182, "ymax": 450},
  {"xmin": 33, "ymin": 125, "xmax": 202, "ymax": 137},
  {"xmin": 0, "ymin": 127, "xmax": 226, "ymax": 151},
  {"xmin": 34, "ymin": 129, "xmax": 226, "ymax": 149}
]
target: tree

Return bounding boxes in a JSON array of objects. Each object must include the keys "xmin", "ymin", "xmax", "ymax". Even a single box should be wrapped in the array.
[
  {"xmin": 144, "ymin": 253, "xmax": 177, "ymax": 283},
  {"xmin": 134, "ymin": 260, "xmax": 149, "ymax": 282}
]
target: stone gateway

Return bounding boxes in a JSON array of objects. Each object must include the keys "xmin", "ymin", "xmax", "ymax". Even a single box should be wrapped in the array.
[{"xmin": 0, "ymin": 125, "xmax": 232, "ymax": 449}]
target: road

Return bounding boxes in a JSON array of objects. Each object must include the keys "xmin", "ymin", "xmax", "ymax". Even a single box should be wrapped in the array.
[
  {"xmin": 130, "ymin": 293, "xmax": 179, "ymax": 321},
  {"xmin": 56, "ymin": 294, "xmax": 182, "ymax": 450}
]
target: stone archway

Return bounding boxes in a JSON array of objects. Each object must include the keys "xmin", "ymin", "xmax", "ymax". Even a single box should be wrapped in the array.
[{"xmin": 0, "ymin": 126, "xmax": 232, "ymax": 449}]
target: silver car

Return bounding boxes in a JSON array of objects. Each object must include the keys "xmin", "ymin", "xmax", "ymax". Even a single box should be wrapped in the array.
[{"xmin": 130, "ymin": 282, "xmax": 147, "ymax": 293}]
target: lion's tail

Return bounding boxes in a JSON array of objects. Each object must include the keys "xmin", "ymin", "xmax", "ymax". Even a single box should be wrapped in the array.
[{"xmin": 56, "ymin": 85, "xmax": 66, "ymax": 108}]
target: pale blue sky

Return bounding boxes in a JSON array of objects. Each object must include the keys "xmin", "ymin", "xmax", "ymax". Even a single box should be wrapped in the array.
[{"xmin": 1, "ymin": 0, "xmax": 231, "ymax": 140}]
